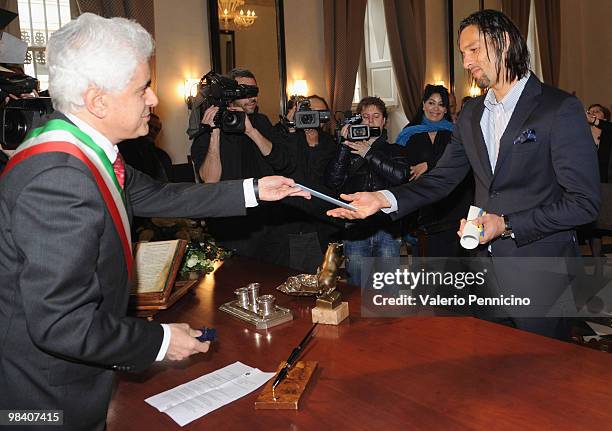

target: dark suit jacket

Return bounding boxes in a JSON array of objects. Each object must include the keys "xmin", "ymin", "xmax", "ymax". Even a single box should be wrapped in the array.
[
  {"xmin": 0, "ymin": 117, "xmax": 247, "ymax": 430},
  {"xmin": 391, "ymin": 74, "xmax": 600, "ymax": 258}
]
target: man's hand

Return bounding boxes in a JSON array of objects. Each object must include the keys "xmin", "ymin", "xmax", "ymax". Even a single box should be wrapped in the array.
[
  {"xmin": 258, "ymin": 176, "xmax": 311, "ymax": 201},
  {"xmin": 457, "ymin": 213, "xmax": 505, "ymax": 244},
  {"xmin": 165, "ymin": 323, "xmax": 210, "ymax": 361},
  {"xmin": 326, "ymin": 191, "xmax": 390, "ymax": 219},
  {"xmin": 201, "ymin": 105, "xmax": 219, "ymax": 128}
]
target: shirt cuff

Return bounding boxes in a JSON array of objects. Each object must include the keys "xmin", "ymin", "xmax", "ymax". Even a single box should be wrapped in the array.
[
  {"xmin": 155, "ymin": 323, "xmax": 171, "ymax": 361},
  {"xmin": 243, "ymin": 178, "xmax": 259, "ymax": 208},
  {"xmin": 378, "ymin": 190, "xmax": 398, "ymax": 213}
]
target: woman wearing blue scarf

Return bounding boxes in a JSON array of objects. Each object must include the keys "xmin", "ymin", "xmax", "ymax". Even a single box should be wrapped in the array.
[{"xmin": 398, "ymin": 84, "xmax": 473, "ymax": 257}]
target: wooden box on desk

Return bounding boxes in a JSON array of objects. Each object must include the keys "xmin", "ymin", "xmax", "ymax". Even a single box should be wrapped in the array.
[
  {"xmin": 128, "ymin": 239, "xmax": 198, "ymax": 318},
  {"xmin": 255, "ymin": 361, "xmax": 318, "ymax": 410}
]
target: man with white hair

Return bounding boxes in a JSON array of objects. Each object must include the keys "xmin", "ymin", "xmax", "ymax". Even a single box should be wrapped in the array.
[{"xmin": 0, "ymin": 13, "xmax": 307, "ymax": 430}]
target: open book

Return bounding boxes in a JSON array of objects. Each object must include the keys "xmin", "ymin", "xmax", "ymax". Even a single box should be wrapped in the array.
[{"xmin": 129, "ymin": 240, "xmax": 197, "ymax": 315}]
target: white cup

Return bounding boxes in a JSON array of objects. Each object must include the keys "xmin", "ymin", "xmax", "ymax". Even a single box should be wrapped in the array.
[
  {"xmin": 460, "ymin": 205, "xmax": 485, "ymax": 249},
  {"xmin": 460, "ymin": 221, "xmax": 482, "ymax": 249}
]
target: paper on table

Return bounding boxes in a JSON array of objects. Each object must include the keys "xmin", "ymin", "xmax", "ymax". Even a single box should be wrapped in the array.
[{"xmin": 145, "ymin": 361, "xmax": 275, "ymax": 427}]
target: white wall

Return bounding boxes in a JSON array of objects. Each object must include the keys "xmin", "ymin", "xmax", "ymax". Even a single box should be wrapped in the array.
[{"xmin": 153, "ymin": 0, "xmax": 211, "ymax": 164}]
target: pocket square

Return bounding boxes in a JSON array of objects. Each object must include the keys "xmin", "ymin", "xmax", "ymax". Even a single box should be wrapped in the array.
[{"xmin": 513, "ymin": 129, "xmax": 537, "ymax": 145}]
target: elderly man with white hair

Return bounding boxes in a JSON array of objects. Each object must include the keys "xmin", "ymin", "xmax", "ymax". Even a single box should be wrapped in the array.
[{"xmin": 0, "ymin": 13, "xmax": 307, "ymax": 430}]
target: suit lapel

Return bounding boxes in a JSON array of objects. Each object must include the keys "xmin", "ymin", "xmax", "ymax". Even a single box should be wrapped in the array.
[
  {"xmin": 493, "ymin": 75, "xmax": 542, "ymax": 178},
  {"xmin": 470, "ymin": 98, "xmax": 493, "ymax": 181}
]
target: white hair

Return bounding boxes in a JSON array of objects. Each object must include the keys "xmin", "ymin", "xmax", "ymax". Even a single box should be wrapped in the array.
[{"xmin": 46, "ymin": 13, "xmax": 154, "ymax": 114}]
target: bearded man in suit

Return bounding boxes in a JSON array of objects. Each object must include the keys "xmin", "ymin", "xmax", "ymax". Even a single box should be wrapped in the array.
[
  {"xmin": 328, "ymin": 10, "xmax": 600, "ymax": 339},
  {"xmin": 0, "ymin": 13, "xmax": 308, "ymax": 430}
]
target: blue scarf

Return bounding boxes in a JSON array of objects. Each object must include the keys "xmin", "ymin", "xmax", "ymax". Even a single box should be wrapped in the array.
[{"xmin": 395, "ymin": 117, "xmax": 454, "ymax": 146}]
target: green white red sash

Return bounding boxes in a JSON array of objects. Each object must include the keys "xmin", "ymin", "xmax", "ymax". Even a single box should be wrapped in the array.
[{"xmin": 2, "ymin": 119, "xmax": 133, "ymax": 276}]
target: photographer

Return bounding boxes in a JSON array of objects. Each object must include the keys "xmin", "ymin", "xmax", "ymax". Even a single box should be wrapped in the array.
[
  {"xmin": 325, "ymin": 96, "xmax": 410, "ymax": 285},
  {"xmin": 190, "ymin": 68, "xmax": 294, "ymax": 262},
  {"xmin": 273, "ymin": 95, "xmax": 342, "ymax": 272}
]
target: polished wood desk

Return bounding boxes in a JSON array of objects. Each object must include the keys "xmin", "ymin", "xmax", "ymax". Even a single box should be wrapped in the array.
[{"xmin": 109, "ymin": 258, "xmax": 612, "ymax": 430}]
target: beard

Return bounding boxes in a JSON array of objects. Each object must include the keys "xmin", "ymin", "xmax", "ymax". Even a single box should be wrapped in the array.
[{"xmin": 476, "ymin": 74, "xmax": 491, "ymax": 89}]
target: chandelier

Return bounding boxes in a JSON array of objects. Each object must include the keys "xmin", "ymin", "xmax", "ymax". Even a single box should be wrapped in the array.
[{"xmin": 218, "ymin": 0, "xmax": 257, "ymax": 30}]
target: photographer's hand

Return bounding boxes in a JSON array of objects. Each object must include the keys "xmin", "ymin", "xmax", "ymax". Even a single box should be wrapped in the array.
[
  {"xmin": 345, "ymin": 140, "xmax": 371, "ymax": 157},
  {"xmin": 229, "ymin": 107, "xmax": 273, "ymax": 156},
  {"xmin": 201, "ymin": 105, "xmax": 219, "ymax": 128},
  {"xmin": 304, "ymin": 128, "xmax": 319, "ymax": 147}
]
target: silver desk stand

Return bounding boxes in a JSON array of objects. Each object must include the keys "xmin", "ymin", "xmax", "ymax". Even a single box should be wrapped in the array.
[{"xmin": 219, "ymin": 300, "xmax": 293, "ymax": 329}]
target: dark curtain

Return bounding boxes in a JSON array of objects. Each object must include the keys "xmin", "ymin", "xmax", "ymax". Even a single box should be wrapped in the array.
[
  {"xmin": 501, "ymin": 0, "xmax": 530, "ymax": 38},
  {"xmin": 323, "ymin": 0, "xmax": 367, "ymax": 120},
  {"xmin": 534, "ymin": 0, "xmax": 561, "ymax": 87},
  {"xmin": 383, "ymin": 0, "xmax": 425, "ymax": 121}
]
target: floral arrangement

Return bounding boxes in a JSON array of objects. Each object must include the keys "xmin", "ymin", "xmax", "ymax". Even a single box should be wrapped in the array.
[{"xmin": 181, "ymin": 239, "xmax": 232, "ymax": 275}]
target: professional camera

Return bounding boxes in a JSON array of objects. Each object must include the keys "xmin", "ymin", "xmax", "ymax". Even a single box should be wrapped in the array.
[
  {"xmin": 337, "ymin": 113, "xmax": 381, "ymax": 142},
  {"xmin": 0, "ymin": 72, "xmax": 53, "ymax": 150},
  {"xmin": 196, "ymin": 70, "xmax": 258, "ymax": 134},
  {"xmin": 293, "ymin": 97, "xmax": 331, "ymax": 129}
]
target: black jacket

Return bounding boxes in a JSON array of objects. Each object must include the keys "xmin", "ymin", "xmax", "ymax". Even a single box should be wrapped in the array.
[
  {"xmin": 190, "ymin": 112, "xmax": 293, "ymax": 180},
  {"xmin": 325, "ymin": 133, "xmax": 410, "ymax": 239},
  {"xmin": 325, "ymin": 133, "xmax": 410, "ymax": 194}
]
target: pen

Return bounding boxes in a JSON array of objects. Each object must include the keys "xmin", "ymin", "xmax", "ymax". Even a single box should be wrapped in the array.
[{"xmin": 272, "ymin": 323, "xmax": 318, "ymax": 391}]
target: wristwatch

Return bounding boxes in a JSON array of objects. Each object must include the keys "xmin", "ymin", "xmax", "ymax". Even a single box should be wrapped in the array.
[{"xmin": 501, "ymin": 214, "xmax": 513, "ymax": 239}]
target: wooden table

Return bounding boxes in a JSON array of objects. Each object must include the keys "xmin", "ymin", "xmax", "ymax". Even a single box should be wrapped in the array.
[{"xmin": 108, "ymin": 257, "xmax": 612, "ymax": 430}]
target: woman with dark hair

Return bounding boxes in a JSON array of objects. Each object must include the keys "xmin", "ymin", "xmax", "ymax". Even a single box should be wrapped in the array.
[
  {"xmin": 585, "ymin": 103, "xmax": 612, "ymax": 274},
  {"xmin": 396, "ymin": 85, "xmax": 454, "ymax": 148},
  {"xmin": 397, "ymin": 85, "xmax": 473, "ymax": 257}
]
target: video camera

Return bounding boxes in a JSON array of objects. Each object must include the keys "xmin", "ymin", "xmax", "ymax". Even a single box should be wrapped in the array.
[
  {"xmin": 336, "ymin": 112, "xmax": 381, "ymax": 142},
  {"xmin": 197, "ymin": 71, "xmax": 258, "ymax": 134},
  {"xmin": 0, "ymin": 72, "xmax": 53, "ymax": 150},
  {"xmin": 291, "ymin": 96, "xmax": 331, "ymax": 129}
]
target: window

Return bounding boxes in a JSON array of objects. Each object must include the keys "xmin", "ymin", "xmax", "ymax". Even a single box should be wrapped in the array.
[
  {"xmin": 17, "ymin": 0, "xmax": 71, "ymax": 90},
  {"xmin": 353, "ymin": 0, "xmax": 398, "ymax": 107}
]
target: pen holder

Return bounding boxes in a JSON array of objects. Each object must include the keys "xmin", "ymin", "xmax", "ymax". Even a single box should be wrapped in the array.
[{"xmin": 255, "ymin": 361, "xmax": 318, "ymax": 410}]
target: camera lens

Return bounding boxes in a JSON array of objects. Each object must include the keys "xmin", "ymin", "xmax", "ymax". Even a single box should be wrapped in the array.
[{"xmin": 223, "ymin": 111, "xmax": 241, "ymax": 128}]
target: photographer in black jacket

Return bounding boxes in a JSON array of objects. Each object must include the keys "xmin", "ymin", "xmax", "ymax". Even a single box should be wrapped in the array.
[
  {"xmin": 190, "ymin": 68, "xmax": 294, "ymax": 263},
  {"xmin": 326, "ymin": 96, "xmax": 410, "ymax": 285},
  {"xmin": 274, "ymin": 95, "xmax": 342, "ymax": 272}
]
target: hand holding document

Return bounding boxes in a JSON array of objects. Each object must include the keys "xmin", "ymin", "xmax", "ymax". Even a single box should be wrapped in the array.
[
  {"xmin": 145, "ymin": 362, "xmax": 274, "ymax": 426},
  {"xmin": 294, "ymin": 183, "xmax": 357, "ymax": 211}
]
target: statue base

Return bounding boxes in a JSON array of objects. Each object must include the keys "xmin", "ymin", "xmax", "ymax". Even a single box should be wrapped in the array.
[{"xmin": 311, "ymin": 301, "xmax": 349, "ymax": 325}]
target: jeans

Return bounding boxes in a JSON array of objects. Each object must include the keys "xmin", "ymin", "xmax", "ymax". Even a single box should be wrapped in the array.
[{"xmin": 344, "ymin": 229, "xmax": 401, "ymax": 286}]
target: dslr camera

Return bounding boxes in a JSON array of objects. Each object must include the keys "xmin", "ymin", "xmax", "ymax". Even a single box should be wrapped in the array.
[
  {"xmin": 196, "ymin": 71, "xmax": 258, "ymax": 134},
  {"xmin": 291, "ymin": 96, "xmax": 330, "ymax": 129},
  {"xmin": 0, "ymin": 72, "xmax": 53, "ymax": 150},
  {"xmin": 337, "ymin": 113, "xmax": 381, "ymax": 142}
]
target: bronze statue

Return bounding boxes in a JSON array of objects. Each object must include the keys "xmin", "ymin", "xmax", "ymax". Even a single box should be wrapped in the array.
[{"xmin": 316, "ymin": 242, "xmax": 344, "ymax": 309}]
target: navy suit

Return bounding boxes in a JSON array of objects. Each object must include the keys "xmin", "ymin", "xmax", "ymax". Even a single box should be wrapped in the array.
[{"xmin": 389, "ymin": 75, "xmax": 600, "ymax": 336}]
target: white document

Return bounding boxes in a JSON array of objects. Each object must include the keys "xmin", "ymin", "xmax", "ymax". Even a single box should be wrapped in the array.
[{"xmin": 145, "ymin": 361, "xmax": 274, "ymax": 427}]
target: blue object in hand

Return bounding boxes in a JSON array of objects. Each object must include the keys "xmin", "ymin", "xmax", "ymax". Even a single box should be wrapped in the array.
[{"xmin": 196, "ymin": 327, "xmax": 217, "ymax": 342}]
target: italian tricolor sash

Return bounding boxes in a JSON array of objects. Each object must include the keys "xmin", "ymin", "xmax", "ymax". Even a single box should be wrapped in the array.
[{"xmin": 2, "ymin": 119, "xmax": 133, "ymax": 276}]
